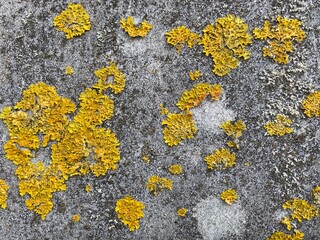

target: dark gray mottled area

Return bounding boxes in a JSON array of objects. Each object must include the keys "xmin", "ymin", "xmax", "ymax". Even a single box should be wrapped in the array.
[{"xmin": 0, "ymin": 0, "xmax": 319, "ymax": 239}]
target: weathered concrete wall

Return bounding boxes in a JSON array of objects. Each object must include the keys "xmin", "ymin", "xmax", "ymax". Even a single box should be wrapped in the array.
[{"xmin": 0, "ymin": 0, "xmax": 319, "ymax": 239}]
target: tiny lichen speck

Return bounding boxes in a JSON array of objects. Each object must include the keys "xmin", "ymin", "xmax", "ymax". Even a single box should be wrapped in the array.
[
  {"xmin": 72, "ymin": 214, "xmax": 80, "ymax": 222},
  {"xmin": 253, "ymin": 16, "xmax": 306, "ymax": 64},
  {"xmin": 65, "ymin": 66, "xmax": 74, "ymax": 75},
  {"xmin": 220, "ymin": 189, "xmax": 238, "ymax": 205},
  {"xmin": 169, "ymin": 164, "xmax": 183, "ymax": 175},
  {"xmin": 120, "ymin": 16, "xmax": 152, "ymax": 37},
  {"xmin": 115, "ymin": 196, "xmax": 145, "ymax": 231},
  {"xmin": 53, "ymin": 3, "xmax": 91, "ymax": 39},
  {"xmin": 189, "ymin": 70, "xmax": 203, "ymax": 81},
  {"xmin": 264, "ymin": 114, "xmax": 293, "ymax": 136},
  {"xmin": 0, "ymin": 179, "xmax": 9, "ymax": 209},
  {"xmin": 201, "ymin": 15, "xmax": 252, "ymax": 76},
  {"xmin": 146, "ymin": 175, "xmax": 173, "ymax": 196},
  {"xmin": 204, "ymin": 148, "xmax": 236, "ymax": 170},
  {"xmin": 301, "ymin": 91, "xmax": 320, "ymax": 117},
  {"xmin": 166, "ymin": 26, "xmax": 201, "ymax": 53},
  {"xmin": 312, "ymin": 186, "xmax": 320, "ymax": 205},
  {"xmin": 177, "ymin": 208, "xmax": 187, "ymax": 217}
]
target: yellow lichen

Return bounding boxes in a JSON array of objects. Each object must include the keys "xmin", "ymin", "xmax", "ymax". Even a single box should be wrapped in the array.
[
  {"xmin": 281, "ymin": 216, "xmax": 292, "ymax": 231},
  {"xmin": 201, "ymin": 15, "xmax": 252, "ymax": 76},
  {"xmin": 282, "ymin": 198, "xmax": 317, "ymax": 222},
  {"xmin": 0, "ymin": 179, "xmax": 9, "ymax": 209},
  {"xmin": 120, "ymin": 16, "xmax": 152, "ymax": 37},
  {"xmin": 93, "ymin": 63, "xmax": 126, "ymax": 94},
  {"xmin": 177, "ymin": 208, "xmax": 187, "ymax": 217},
  {"xmin": 189, "ymin": 70, "xmax": 203, "ymax": 81},
  {"xmin": 53, "ymin": 3, "xmax": 91, "ymax": 39},
  {"xmin": 141, "ymin": 155, "xmax": 150, "ymax": 164},
  {"xmin": 159, "ymin": 103, "xmax": 169, "ymax": 115},
  {"xmin": 253, "ymin": 16, "xmax": 306, "ymax": 64},
  {"xmin": 264, "ymin": 114, "xmax": 293, "ymax": 136},
  {"xmin": 162, "ymin": 111, "xmax": 197, "ymax": 147},
  {"xmin": 166, "ymin": 26, "xmax": 201, "ymax": 52},
  {"xmin": 85, "ymin": 184, "xmax": 92, "ymax": 192},
  {"xmin": 115, "ymin": 196, "xmax": 145, "ymax": 231},
  {"xmin": 0, "ymin": 63, "xmax": 125, "ymax": 220},
  {"xmin": 204, "ymin": 148, "xmax": 236, "ymax": 170},
  {"xmin": 168, "ymin": 164, "xmax": 183, "ymax": 175},
  {"xmin": 146, "ymin": 175, "xmax": 173, "ymax": 196},
  {"xmin": 72, "ymin": 214, "xmax": 80, "ymax": 222},
  {"xmin": 65, "ymin": 66, "xmax": 74, "ymax": 75},
  {"xmin": 220, "ymin": 189, "xmax": 238, "ymax": 205},
  {"xmin": 301, "ymin": 91, "xmax": 320, "ymax": 117},
  {"xmin": 176, "ymin": 83, "xmax": 222, "ymax": 111},
  {"xmin": 267, "ymin": 230, "xmax": 304, "ymax": 240},
  {"xmin": 220, "ymin": 120, "xmax": 246, "ymax": 139},
  {"xmin": 312, "ymin": 186, "xmax": 320, "ymax": 205}
]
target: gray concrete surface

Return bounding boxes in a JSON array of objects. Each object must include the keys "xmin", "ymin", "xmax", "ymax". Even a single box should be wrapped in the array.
[{"xmin": 0, "ymin": 0, "xmax": 319, "ymax": 239}]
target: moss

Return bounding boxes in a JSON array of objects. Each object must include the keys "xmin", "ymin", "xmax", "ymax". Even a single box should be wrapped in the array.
[
  {"xmin": 176, "ymin": 83, "xmax": 222, "ymax": 111},
  {"xmin": 301, "ymin": 91, "xmax": 320, "ymax": 117},
  {"xmin": 282, "ymin": 198, "xmax": 317, "ymax": 223},
  {"xmin": 65, "ymin": 66, "xmax": 74, "ymax": 75},
  {"xmin": 53, "ymin": 3, "xmax": 91, "ymax": 39},
  {"xmin": 266, "ymin": 230, "xmax": 304, "ymax": 240},
  {"xmin": 146, "ymin": 175, "xmax": 173, "ymax": 196},
  {"xmin": 165, "ymin": 26, "xmax": 201, "ymax": 52},
  {"xmin": 253, "ymin": 16, "xmax": 306, "ymax": 64},
  {"xmin": 201, "ymin": 15, "xmax": 252, "ymax": 76},
  {"xmin": 204, "ymin": 148, "xmax": 236, "ymax": 170},
  {"xmin": 220, "ymin": 189, "xmax": 238, "ymax": 205},
  {"xmin": 264, "ymin": 114, "xmax": 293, "ymax": 136},
  {"xmin": 168, "ymin": 164, "xmax": 183, "ymax": 175},
  {"xmin": 189, "ymin": 70, "xmax": 203, "ymax": 81},
  {"xmin": 0, "ymin": 179, "xmax": 9, "ymax": 209},
  {"xmin": 177, "ymin": 208, "xmax": 187, "ymax": 217},
  {"xmin": 120, "ymin": 16, "xmax": 152, "ymax": 37},
  {"xmin": 115, "ymin": 196, "xmax": 145, "ymax": 231}
]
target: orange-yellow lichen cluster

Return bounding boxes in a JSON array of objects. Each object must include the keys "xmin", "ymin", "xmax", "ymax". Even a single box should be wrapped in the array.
[
  {"xmin": 0, "ymin": 179, "xmax": 9, "ymax": 209},
  {"xmin": 72, "ymin": 214, "xmax": 80, "ymax": 222},
  {"xmin": 220, "ymin": 120, "xmax": 246, "ymax": 149},
  {"xmin": 201, "ymin": 15, "xmax": 252, "ymax": 76},
  {"xmin": 115, "ymin": 196, "xmax": 145, "ymax": 231},
  {"xmin": 312, "ymin": 186, "xmax": 320, "ymax": 205},
  {"xmin": 165, "ymin": 26, "xmax": 201, "ymax": 53},
  {"xmin": 53, "ymin": 3, "xmax": 91, "ymax": 39},
  {"xmin": 120, "ymin": 16, "xmax": 152, "ymax": 37},
  {"xmin": 0, "ymin": 63, "xmax": 125, "ymax": 219},
  {"xmin": 168, "ymin": 164, "xmax": 183, "ymax": 175},
  {"xmin": 220, "ymin": 189, "xmax": 238, "ymax": 205},
  {"xmin": 177, "ymin": 207, "xmax": 187, "ymax": 217},
  {"xmin": 267, "ymin": 230, "xmax": 304, "ymax": 240},
  {"xmin": 301, "ymin": 91, "xmax": 320, "ymax": 117},
  {"xmin": 189, "ymin": 70, "xmax": 203, "ymax": 81},
  {"xmin": 65, "ymin": 66, "xmax": 74, "ymax": 75},
  {"xmin": 264, "ymin": 114, "xmax": 293, "ymax": 136},
  {"xmin": 282, "ymin": 198, "xmax": 317, "ymax": 223},
  {"xmin": 204, "ymin": 148, "xmax": 236, "ymax": 170},
  {"xmin": 146, "ymin": 175, "xmax": 173, "ymax": 196},
  {"xmin": 253, "ymin": 16, "xmax": 306, "ymax": 64}
]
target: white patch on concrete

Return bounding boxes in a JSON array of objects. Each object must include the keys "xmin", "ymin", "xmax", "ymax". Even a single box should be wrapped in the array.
[
  {"xmin": 193, "ymin": 196, "xmax": 246, "ymax": 240},
  {"xmin": 190, "ymin": 98, "xmax": 236, "ymax": 135}
]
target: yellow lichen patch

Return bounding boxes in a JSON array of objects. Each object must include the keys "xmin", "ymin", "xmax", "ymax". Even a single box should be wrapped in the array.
[
  {"xmin": 115, "ymin": 196, "xmax": 145, "ymax": 231},
  {"xmin": 253, "ymin": 16, "xmax": 306, "ymax": 64},
  {"xmin": 72, "ymin": 214, "xmax": 80, "ymax": 222},
  {"xmin": 281, "ymin": 216, "xmax": 292, "ymax": 231},
  {"xmin": 220, "ymin": 120, "xmax": 246, "ymax": 139},
  {"xmin": 162, "ymin": 111, "xmax": 197, "ymax": 147},
  {"xmin": 189, "ymin": 70, "xmax": 203, "ymax": 81},
  {"xmin": 165, "ymin": 26, "xmax": 201, "ymax": 52},
  {"xmin": 85, "ymin": 184, "xmax": 92, "ymax": 192},
  {"xmin": 177, "ymin": 208, "xmax": 187, "ymax": 217},
  {"xmin": 282, "ymin": 198, "xmax": 317, "ymax": 222},
  {"xmin": 93, "ymin": 63, "xmax": 126, "ymax": 94},
  {"xmin": 0, "ymin": 179, "xmax": 9, "ymax": 209},
  {"xmin": 176, "ymin": 83, "xmax": 222, "ymax": 111},
  {"xmin": 312, "ymin": 186, "xmax": 320, "ymax": 205},
  {"xmin": 267, "ymin": 230, "xmax": 304, "ymax": 240},
  {"xmin": 220, "ymin": 189, "xmax": 238, "ymax": 205},
  {"xmin": 0, "ymin": 64, "xmax": 125, "ymax": 220},
  {"xmin": 146, "ymin": 175, "xmax": 173, "ymax": 196},
  {"xmin": 204, "ymin": 148, "xmax": 236, "ymax": 170},
  {"xmin": 141, "ymin": 155, "xmax": 150, "ymax": 164},
  {"xmin": 53, "ymin": 3, "xmax": 91, "ymax": 39},
  {"xmin": 159, "ymin": 103, "xmax": 169, "ymax": 115},
  {"xmin": 301, "ymin": 91, "xmax": 320, "ymax": 117},
  {"xmin": 65, "ymin": 66, "xmax": 74, "ymax": 75},
  {"xmin": 264, "ymin": 114, "xmax": 293, "ymax": 136},
  {"xmin": 168, "ymin": 164, "xmax": 183, "ymax": 175},
  {"xmin": 120, "ymin": 16, "xmax": 152, "ymax": 37},
  {"xmin": 201, "ymin": 15, "xmax": 252, "ymax": 76}
]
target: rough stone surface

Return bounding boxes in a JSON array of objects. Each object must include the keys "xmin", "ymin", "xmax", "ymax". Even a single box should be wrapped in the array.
[{"xmin": 0, "ymin": 0, "xmax": 319, "ymax": 240}]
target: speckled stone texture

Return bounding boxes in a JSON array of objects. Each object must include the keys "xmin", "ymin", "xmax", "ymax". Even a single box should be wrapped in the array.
[{"xmin": 0, "ymin": 0, "xmax": 319, "ymax": 239}]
